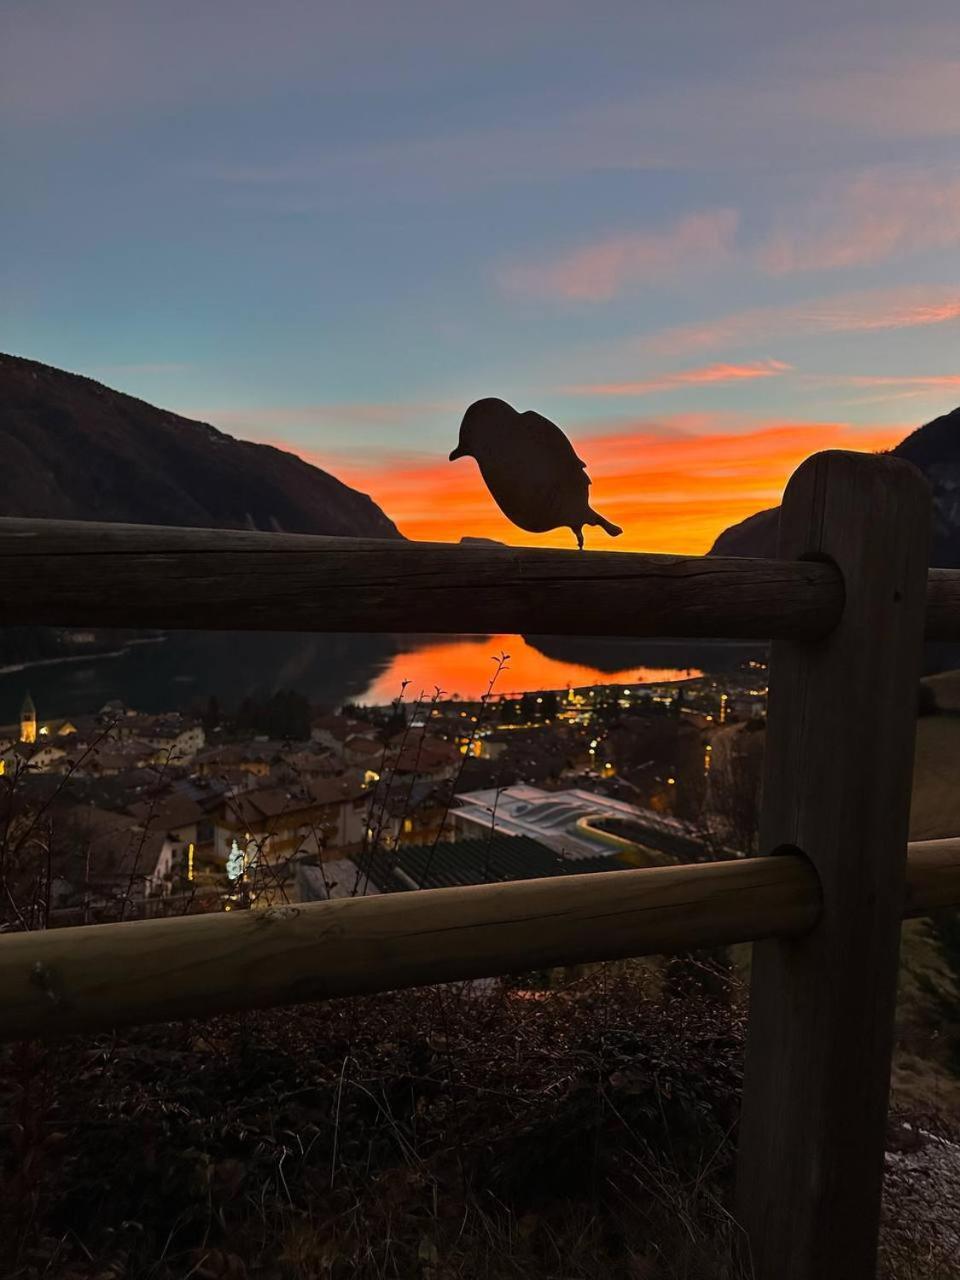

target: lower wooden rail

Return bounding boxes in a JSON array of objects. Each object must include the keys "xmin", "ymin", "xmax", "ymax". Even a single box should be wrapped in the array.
[{"xmin": 2, "ymin": 840, "xmax": 958, "ymax": 1043}]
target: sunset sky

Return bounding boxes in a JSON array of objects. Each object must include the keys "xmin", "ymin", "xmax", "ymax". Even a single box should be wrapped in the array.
[{"xmin": 3, "ymin": 2, "xmax": 960, "ymax": 553}]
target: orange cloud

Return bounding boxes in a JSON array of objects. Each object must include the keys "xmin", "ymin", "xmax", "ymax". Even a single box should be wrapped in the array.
[
  {"xmin": 831, "ymin": 374, "xmax": 960, "ymax": 389},
  {"xmin": 563, "ymin": 360, "xmax": 791, "ymax": 396},
  {"xmin": 644, "ymin": 285, "xmax": 960, "ymax": 356},
  {"xmin": 793, "ymin": 373, "xmax": 960, "ymax": 408},
  {"xmin": 498, "ymin": 210, "xmax": 738, "ymax": 302},
  {"xmin": 281, "ymin": 417, "xmax": 907, "ymax": 556}
]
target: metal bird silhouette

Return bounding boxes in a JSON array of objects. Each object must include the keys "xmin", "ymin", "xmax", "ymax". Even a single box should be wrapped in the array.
[{"xmin": 449, "ymin": 397, "xmax": 622, "ymax": 550}]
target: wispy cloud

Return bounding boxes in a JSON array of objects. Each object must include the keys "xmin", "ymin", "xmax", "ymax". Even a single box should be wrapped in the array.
[
  {"xmin": 798, "ymin": 372, "xmax": 960, "ymax": 408},
  {"xmin": 497, "ymin": 211, "xmax": 739, "ymax": 302},
  {"xmin": 758, "ymin": 169, "xmax": 960, "ymax": 274},
  {"xmin": 825, "ymin": 374, "xmax": 960, "ymax": 389},
  {"xmin": 202, "ymin": 45, "xmax": 960, "ymax": 205},
  {"xmin": 642, "ymin": 285, "xmax": 960, "ymax": 357},
  {"xmin": 499, "ymin": 166, "xmax": 960, "ymax": 310},
  {"xmin": 562, "ymin": 359, "xmax": 791, "ymax": 397}
]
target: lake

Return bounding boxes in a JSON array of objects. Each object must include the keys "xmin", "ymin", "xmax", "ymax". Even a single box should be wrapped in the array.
[{"xmin": 0, "ymin": 629, "xmax": 713, "ymax": 723}]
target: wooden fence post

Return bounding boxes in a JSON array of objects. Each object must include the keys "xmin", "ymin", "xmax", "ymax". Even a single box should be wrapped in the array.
[{"xmin": 736, "ymin": 451, "xmax": 930, "ymax": 1278}]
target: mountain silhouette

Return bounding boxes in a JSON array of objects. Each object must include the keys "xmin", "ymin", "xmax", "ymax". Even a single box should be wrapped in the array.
[
  {"xmin": 0, "ymin": 353, "xmax": 405, "ymax": 704},
  {"xmin": 710, "ymin": 405, "xmax": 960, "ymax": 565},
  {"xmin": 0, "ymin": 352, "xmax": 399, "ymax": 538}
]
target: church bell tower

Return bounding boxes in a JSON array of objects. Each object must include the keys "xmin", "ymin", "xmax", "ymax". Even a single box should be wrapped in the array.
[{"xmin": 20, "ymin": 692, "xmax": 37, "ymax": 745}]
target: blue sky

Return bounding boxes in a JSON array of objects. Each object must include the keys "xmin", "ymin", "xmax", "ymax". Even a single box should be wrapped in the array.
[{"xmin": 3, "ymin": 1, "xmax": 960, "ymax": 549}]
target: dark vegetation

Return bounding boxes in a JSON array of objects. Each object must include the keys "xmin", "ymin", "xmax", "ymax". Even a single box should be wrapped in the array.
[
  {"xmin": 230, "ymin": 691, "xmax": 313, "ymax": 743},
  {"xmin": 1, "ymin": 971, "xmax": 751, "ymax": 1280},
  {"xmin": 3, "ymin": 959, "xmax": 958, "ymax": 1279}
]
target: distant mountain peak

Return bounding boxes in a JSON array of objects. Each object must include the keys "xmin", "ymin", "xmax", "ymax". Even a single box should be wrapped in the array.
[{"xmin": 0, "ymin": 352, "xmax": 401, "ymax": 540}]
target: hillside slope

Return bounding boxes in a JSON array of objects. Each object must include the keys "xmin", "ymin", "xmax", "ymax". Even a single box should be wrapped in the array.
[
  {"xmin": 710, "ymin": 405, "xmax": 960, "ymax": 565},
  {"xmin": 0, "ymin": 353, "xmax": 400, "ymax": 538}
]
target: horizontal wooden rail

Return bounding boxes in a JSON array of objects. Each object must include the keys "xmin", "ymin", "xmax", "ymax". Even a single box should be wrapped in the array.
[
  {"xmin": 2, "ymin": 516, "xmax": 959, "ymax": 640},
  {"xmin": 924, "ymin": 568, "xmax": 960, "ymax": 639},
  {"xmin": 0, "ymin": 517, "xmax": 844, "ymax": 639},
  {"xmin": 2, "ymin": 840, "xmax": 958, "ymax": 1042},
  {"xmin": 901, "ymin": 837, "xmax": 960, "ymax": 914}
]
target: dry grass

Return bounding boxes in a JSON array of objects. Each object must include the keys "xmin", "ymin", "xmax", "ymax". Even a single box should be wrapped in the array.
[
  {"xmin": 1, "ymin": 964, "xmax": 753, "ymax": 1280},
  {"xmin": 3, "ymin": 955, "xmax": 959, "ymax": 1279}
]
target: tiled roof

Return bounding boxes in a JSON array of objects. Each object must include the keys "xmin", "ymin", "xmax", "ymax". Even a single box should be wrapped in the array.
[
  {"xmin": 353, "ymin": 834, "xmax": 627, "ymax": 893},
  {"xmin": 222, "ymin": 774, "xmax": 367, "ymax": 826},
  {"xmin": 127, "ymin": 793, "xmax": 206, "ymax": 833}
]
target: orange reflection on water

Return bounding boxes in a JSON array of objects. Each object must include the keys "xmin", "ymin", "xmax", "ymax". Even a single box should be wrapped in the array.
[{"xmin": 363, "ymin": 634, "xmax": 702, "ymax": 704}]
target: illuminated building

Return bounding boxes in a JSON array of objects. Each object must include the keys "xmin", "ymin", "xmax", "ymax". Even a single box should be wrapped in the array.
[
  {"xmin": 453, "ymin": 784, "xmax": 699, "ymax": 861},
  {"xmin": 20, "ymin": 692, "xmax": 37, "ymax": 745}
]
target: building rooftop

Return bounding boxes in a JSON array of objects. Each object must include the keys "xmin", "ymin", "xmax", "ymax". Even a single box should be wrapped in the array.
[
  {"xmin": 452, "ymin": 785, "xmax": 700, "ymax": 861},
  {"xmin": 296, "ymin": 857, "xmax": 379, "ymax": 901},
  {"xmin": 352, "ymin": 834, "xmax": 630, "ymax": 893}
]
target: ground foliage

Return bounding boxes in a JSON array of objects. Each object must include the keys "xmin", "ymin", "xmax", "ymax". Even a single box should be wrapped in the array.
[
  {"xmin": 2, "ymin": 966, "xmax": 751, "ymax": 1280},
  {"xmin": 3, "ymin": 959, "xmax": 959, "ymax": 1280}
]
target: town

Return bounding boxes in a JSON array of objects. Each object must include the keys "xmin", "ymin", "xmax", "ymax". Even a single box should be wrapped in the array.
[{"xmin": 0, "ymin": 660, "xmax": 769, "ymax": 928}]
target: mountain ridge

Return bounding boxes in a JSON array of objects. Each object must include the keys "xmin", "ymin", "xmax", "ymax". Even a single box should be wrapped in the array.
[{"xmin": 0, "ymin": 352, "xmax": 400, "ymax": 539}]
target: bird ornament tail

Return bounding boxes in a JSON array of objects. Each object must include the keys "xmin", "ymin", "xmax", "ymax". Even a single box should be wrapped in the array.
[{"xmin": 588, "ymin": 507, "xmax": 622, "ymax": 539}]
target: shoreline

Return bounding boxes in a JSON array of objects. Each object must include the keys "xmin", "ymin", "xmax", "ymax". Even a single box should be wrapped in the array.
[{"xmin": 0, "ymin": 634, "xmax": 166, "ymax": 677}]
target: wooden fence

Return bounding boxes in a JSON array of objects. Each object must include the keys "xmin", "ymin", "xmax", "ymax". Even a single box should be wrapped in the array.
[{"xmin": 2, "ymin": 448, "xmax": 960, "ymax": 1279}]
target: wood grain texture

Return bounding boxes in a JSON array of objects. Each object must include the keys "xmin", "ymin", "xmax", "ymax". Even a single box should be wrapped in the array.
[
  {"xmin": 923, "ymin": 567, "xmax": 960, "ymax": 640},
  {"xmin": 736, "ymin": 451, "xmax": 931, "ymax": 1280},
  {"xmin": 902, "ymin": 838, "xmax": 960, "ymax": 915},
  {"xmin": 0, "ymin": 854, "xmax": 821, "ymax": 1041},
  {"xmin": 2, "ymin": 515, "xmax": 959, "ymax": 639},
  {"xmin": 0, "ymin": 516, "xmax": 843, "ymax": 639},
  {"xmin": 2, "ymin": 842, "xmax": 958, "ymax": 1044}
]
